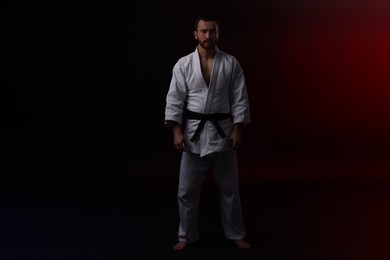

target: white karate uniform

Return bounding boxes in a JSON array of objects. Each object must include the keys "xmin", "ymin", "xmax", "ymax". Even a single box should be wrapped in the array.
[{"xmin": 165, "ymin": 47, "xmax": 251, "ymax": 243}]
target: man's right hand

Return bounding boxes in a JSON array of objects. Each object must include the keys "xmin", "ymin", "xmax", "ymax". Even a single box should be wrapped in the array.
[{"xmin": 173, "ymin": 124, "xmax": 186, "ymax": 151}]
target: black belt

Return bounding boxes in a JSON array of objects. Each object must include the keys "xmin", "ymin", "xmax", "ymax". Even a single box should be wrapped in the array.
[{"xmin": 184, "ymin": 109, "xmax": 231, "ymax": 143}]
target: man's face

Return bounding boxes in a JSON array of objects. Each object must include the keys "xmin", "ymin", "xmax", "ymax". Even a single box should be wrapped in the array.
[{"xmin": 194, "ymin": 20, "xmax": 219, "ymax": 49}]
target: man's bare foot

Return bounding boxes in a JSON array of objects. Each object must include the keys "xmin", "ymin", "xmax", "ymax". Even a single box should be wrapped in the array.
[
  {"xmin": 173, "ymin": 241, "xmax": 188, "ymax": 251},
  {"xmin": 233, "ymin": 239, "xmax": 251, "ymax": 249}
]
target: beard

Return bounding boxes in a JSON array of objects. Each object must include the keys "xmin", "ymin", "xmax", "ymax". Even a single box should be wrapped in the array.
[{"xmin": 197, "ymin": 39, "xmax": 217, "ymax": 49}]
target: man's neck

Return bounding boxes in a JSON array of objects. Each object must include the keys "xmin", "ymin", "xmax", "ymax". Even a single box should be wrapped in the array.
[{"xmin": 197, "ymin": 45, "xmax": 217, "ymax": 60}]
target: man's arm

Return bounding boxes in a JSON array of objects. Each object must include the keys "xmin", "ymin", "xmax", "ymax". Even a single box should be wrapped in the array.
[
  {"xmin": 166, "ymin": 120, "xmax": 186, "ymax": 151},
  {"xmin": 229, "ymin": 123, "xmax": 245, "ymax": 150}
]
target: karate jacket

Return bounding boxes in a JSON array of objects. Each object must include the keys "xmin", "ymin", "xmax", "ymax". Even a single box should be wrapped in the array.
[{"xmin": 165, "ymin": 47, "xmax": 250, "ymax": 157}]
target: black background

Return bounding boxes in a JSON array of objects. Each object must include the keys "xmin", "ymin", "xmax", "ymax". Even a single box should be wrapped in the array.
[{"xmin": 2, "ymin": 1, "xmax": 390, "ymax": 259}]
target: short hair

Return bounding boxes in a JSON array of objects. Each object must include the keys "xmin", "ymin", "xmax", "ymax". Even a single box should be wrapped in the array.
[{"xmin": 194, "ymin": 15, "xmax": 220, "ymax": 31}]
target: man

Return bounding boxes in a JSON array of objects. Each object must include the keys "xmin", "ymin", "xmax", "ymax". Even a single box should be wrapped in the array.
[{"xmin": 164, "ymin": 15, "xmax": 251, "ymax": 251}]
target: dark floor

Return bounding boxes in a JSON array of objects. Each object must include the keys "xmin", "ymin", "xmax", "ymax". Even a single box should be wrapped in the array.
[{"xmin": 1, "ymin": 155, "xmax": 390, "ymax": 260}]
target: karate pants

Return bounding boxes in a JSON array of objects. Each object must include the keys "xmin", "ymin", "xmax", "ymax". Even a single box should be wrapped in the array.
[{"xmin": 177, "ymin": 151, "xmax": 246, "ymax": 243}]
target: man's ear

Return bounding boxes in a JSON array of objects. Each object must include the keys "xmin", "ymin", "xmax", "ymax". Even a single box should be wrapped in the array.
[{"xmin": 193, "ymin": 31, "xmax": 198, "ymax": 40}]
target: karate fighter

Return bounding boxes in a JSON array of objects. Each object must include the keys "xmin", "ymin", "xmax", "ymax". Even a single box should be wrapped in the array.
[{"xmin": 165, "ymin": 15, "xmax": 251, "ymax": 251}]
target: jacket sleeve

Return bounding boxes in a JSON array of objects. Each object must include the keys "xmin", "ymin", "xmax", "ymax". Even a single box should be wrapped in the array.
[
  {"xmin": 165, "ymin": 62, "xmax": 188, "ymax": 126},
  {"xmin": 230, "ymin": 59, "xmax": 251, "ymax": 125}
]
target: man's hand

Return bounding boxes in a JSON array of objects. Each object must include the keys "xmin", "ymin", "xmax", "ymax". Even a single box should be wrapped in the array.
[
  {"xmin": 173, "ymin": 124, "xmax": 186, "ymax": 151},
  {"xmin": 229, "ymin": 123, "xmax": 243, "ymax": 150}
]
